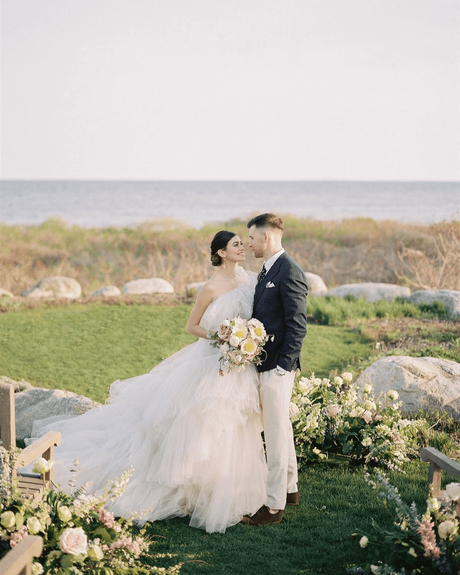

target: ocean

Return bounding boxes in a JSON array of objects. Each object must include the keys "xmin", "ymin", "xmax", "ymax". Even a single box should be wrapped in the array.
[{"xmin": 0, "ymin": 180, "xmax": 458, "ymax": 228}]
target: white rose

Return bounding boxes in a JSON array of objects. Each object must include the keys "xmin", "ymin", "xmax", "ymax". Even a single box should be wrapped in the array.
[
  {"xmin": 438, "ymin": 520, "xmax": 458, "ymax": 540},
  {"xmin": 27, "ymin": 517, "xmax": 41, "ymax": 534},
  {"xmin": 88, "ymin": 545, "xmax": 104, "ymax": 561},
  {"xmin": 444, "ymin": 483, "xmax": 460, "ymax": 502},
  {"xmin": 387, "ymin": 389, "xmax": 399, "ymax": 401},
  {"xmin": 333, "ymin": 376, "xmax": 343, "ymax": 386},
  {"xmin": 342, "ymin": 372, "xmax": 353, "ymax": 382},
  {"xmin": 359, "ymin": 536, "xmax": 369, "ymax": 548},
  {"xmin": 427, "ymin": 497, "xmax": 440, "ymax": 513},
  {"xmin": 57, "ymin": 506, "xmax": 73, "ymax": 523},
  {"xmin": 59, "ymin": 527, "xmax": 88, "ymax": 555},
  {"xmin": 362, "ymin": 384, "xmax": 372, "ymax": 394},
  {"xmin": 32, "ymin": 457, "xmax": 52, "ymax": 475},
  {"xmin": 297, "ymin": 378, "xmax": 313, "ymax": 393},
  {"xmin": 363, "ymin": 400, "xmax": 376, "ymax": 411},
  {"xmin": 1, "ymin": 511, "xmax": 16, "ymax": 529},
  {"xmin": 229, "ymin": 335, "xmax": 240, "ymax": 347},
  {"xmin": 289, "ymin": 403, "xmax": 300, "ymax": 419},
  {"xmin": 31, "ymin": 563, "xmax": 44, "ymax": 575}
]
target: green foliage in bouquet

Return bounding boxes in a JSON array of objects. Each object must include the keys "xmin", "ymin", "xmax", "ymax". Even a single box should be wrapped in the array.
[
  {"xmin": 290, "ymin": 373, "xmax": 423, "ymax": 471},
  {"xmin": 347, "ymin": 471, "xmax": 460, "ymax": 575},
  {"xmin": 0, "ymin": 448, "xmax": 181, "ymax": 574}
]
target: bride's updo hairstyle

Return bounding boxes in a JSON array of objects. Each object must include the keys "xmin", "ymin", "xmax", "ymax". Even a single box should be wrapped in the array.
[{"xmin": 210, "ymin": 230, "xmax": 237, "ymax": 267}]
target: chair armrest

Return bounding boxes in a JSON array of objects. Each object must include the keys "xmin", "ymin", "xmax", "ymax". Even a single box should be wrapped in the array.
[
  {"xmin": 15, "ymin": 432, "xmax": 62, "ymax": 469},
  {"xmin": 0, "ymin": 535, "xmax": 43, "ymax": 575},
  {"xmin": 421, "ymin": 446, "xmax": 460, "ymax": 476}
]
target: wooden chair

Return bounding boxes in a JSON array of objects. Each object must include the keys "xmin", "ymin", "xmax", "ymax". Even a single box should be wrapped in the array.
[
  {"xmin": 0, "ymin": 536, "xmax": 43, "ymax": 575},
  {"xmin": 421, "ymin": 446, "xmax": 460, "ymax": 499},
  {"xmin": 0, "ymin": 383, "xmax": 61, "ymax": 501}
]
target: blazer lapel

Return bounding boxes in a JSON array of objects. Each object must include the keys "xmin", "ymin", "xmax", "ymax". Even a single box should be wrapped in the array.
[{"xmin": 253, "ymin": 253, "xmax": 287, "ymax": 308}]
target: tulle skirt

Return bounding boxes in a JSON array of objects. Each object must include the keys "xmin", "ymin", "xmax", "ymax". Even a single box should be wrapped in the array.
[{"xmin": 30, "ymin": 338, "xmax": 267, "ymax": 533}]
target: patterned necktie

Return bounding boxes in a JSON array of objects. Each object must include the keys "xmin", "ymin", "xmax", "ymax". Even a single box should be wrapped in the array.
[{"xmin": 258, "ymin": 264, "xmax": 267, "ymax": 284}]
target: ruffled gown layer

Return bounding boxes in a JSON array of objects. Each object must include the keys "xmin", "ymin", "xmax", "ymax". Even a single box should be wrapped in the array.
[{"xmin": 29, "ymin": 268, "xmax": 267, "ymax": 533}]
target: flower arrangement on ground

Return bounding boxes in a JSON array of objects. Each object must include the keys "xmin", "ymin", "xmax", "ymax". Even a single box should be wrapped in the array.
[
  {"xmin": 0, "ymin": 447, "xmax": 181, "ymax": 574},
  {"xmin": 348, "ymin": 471, "xmax": 460, "ymax": 574},
  {"xmin": 208, "ymin": 317, "xmax": 271, "ymax": 376},
  {"xmin": 290, "ymin": 372, "xmax": 422, "ymax": 470}
]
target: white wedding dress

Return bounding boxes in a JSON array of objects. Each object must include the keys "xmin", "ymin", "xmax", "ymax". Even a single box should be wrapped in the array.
[{"xmin": 29, "ymin": 267, "xmax": 267, "ymax": 533}]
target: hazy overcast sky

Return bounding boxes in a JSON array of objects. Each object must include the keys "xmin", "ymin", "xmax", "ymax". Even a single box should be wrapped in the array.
[{"xmin": 1, "ymin": 0, "xmax": 459, "ymax": 181}]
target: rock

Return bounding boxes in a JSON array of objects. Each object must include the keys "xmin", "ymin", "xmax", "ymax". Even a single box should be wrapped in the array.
[
  {"xmin": 304, "ymin": 272, "xmax": 327, "ymax": 295},
  {"xmin": 91, "ymin": 285, "xmax": 122, "ymax": 297},
  {"xmin": 122, "ymin": 278, "xmax": 174, "ymax": 295},
  {"xmin": 408, "ymin": 289, "xmax": 460, "ymax": 319},
  {"xmin": 186, "ymin": 282, "xmax": 205, "ymax": 295},
  {"xmin": 21, "ymin": 276, "xmax": 82, "ymax": 299},
  {"xmin": 325, "ymin": 282, "xmax": 410, "ymax": 303},
  {"xmin": 355, "ymin": 356, "xmax": 460, "ymax": 420},
  {"xmin": 0, "ymin": 375, "xmax": 34, "ymax": 393},
  {"xmin": 0, "ymin": 288, "xmax": 14, "ymax": 298},
  {"xmin": 15, "ymin": 388, "xmax": 100, "ymax": 440}
]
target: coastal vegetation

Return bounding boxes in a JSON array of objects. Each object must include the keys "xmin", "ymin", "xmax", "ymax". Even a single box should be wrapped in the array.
[{"xmin": 1, "ymin": 217, "xmax": 459, "ymax": 296}]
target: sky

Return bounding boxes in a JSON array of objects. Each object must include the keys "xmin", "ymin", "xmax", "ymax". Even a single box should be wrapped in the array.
[{"xmin": 1, "ymin": 0, "xmax": 459, "ymax": 181}]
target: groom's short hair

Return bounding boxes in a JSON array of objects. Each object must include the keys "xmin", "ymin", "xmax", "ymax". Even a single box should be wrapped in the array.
[{"xmin": 247, "ymin": 213, "xmax": 284, "ymax": 233}]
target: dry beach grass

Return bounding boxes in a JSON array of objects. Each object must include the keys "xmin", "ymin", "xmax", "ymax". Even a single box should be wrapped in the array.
[{"xmin": 0, "ymin": 216, "xmax": 459, "ymax": 297}]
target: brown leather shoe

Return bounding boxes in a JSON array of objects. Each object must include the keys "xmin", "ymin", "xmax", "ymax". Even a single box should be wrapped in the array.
[
  {"xmin": 240, "ymin": 506, "xmax": 283, "ymax": 526},
  {"xmin": 286, "ymin": 491, "xmax": 300, "ymax": 506}
]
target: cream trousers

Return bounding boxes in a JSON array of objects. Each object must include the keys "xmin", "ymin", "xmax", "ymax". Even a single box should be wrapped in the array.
[{"xmin": 258, "ymin": 369, "xmax": 298, "ymax": 510}]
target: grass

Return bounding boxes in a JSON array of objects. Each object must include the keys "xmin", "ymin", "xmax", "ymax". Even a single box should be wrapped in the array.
[
  {"xmin": 139, "ymin": 462, "xmax": 430, "ymax": 574},
  {"xmin": 0, "ymin": 302, "xmax": 379, "ymax": 403}
]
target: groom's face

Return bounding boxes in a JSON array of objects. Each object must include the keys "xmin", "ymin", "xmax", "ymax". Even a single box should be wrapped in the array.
[{"xmin": 248, "ymin": 225, "xmax": 266, "ymax": 259}]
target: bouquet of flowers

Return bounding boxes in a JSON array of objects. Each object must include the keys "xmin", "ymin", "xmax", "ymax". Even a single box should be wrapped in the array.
[{"xmin": 208, "ymin": 317, "xmax": 271, "ymax": 376}]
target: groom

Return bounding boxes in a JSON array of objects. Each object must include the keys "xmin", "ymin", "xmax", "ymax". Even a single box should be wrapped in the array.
[{"xmin": 242, "ymin": 213, "xmax": 308, "ymax": 526}]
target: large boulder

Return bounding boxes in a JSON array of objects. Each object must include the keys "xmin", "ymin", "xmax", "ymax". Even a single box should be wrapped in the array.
[
  {"xmin": 355, "ymin": 356, "xmax": 460, "ymax": 420},
  {"xmin": 304, "ymin": 272, "xmax": 327, "ymax": 295},
  {"xmin": 14, "ymin": 387, "xmax": 100, "ymax": 440},
  {"xmin": 22, "ymin": 276, "xmax": 82, "ymax": 299},
  {"xmin": 408, "ymin": 289, "xmax": 460, "ymax": 319},
  {"xmin": 91, "ymin": 285, "xmax": 122, "ymax": 297},
  {"xmin": 325, "ymin": 282, "xmax": 410, "ymax": 303},
  {"xmin": 122, "ymin": 278, "xmax": 174, "ymax": 295},
  {"xmin": 0, "ymin": 288, "xmax": 14, "ymax": 298}
]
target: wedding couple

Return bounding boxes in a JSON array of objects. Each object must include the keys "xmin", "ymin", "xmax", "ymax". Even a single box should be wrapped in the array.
[{"xmin": 31, "ymin": 213, "xmax": 308, "ymax": 534}]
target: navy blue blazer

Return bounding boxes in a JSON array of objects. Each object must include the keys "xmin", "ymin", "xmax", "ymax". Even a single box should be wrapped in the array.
[{"xmin": 252, "ymin": 252, "xmax": 308, "ymax": 373}]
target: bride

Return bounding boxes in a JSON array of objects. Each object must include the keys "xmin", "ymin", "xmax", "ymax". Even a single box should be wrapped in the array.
[{"xmin": 29, "ymin": 230, "xmax": 268, "ymax": 534}]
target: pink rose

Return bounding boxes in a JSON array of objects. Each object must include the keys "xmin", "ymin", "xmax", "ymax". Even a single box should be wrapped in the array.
[
  {"xmin": 217, "ymin": 324, "xmax": 231, "ymax": 341},
  {"xmin": 60, "ymin": 528, "xmax": 88, "ymax": 555},
  {"xmin": 326, "ymin": 405, "xmax": 341, "ymax": 417},
  {"xmin": 361, "ymin": 410, "xmax": 373, "ymax": 424}
]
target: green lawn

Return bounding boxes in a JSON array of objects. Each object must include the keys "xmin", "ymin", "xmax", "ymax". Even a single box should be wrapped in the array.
[
  {"xmin": 139, "ymin": 461, "xmax": 429, "ymax": 574},
  {"xmin": 0, "ymin": 303, "xmax": 375, "ymax": 403}
]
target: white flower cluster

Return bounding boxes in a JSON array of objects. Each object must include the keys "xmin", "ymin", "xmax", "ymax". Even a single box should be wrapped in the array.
[{"xmin": 208, "ymin": 316, "xmax": 271, "ymax": 375}]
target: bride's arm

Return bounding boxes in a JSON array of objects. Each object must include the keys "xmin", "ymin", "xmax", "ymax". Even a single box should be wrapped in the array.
[{"xmin": 187, "ymin": 283, "xmax": 215, "ymax": 339}]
